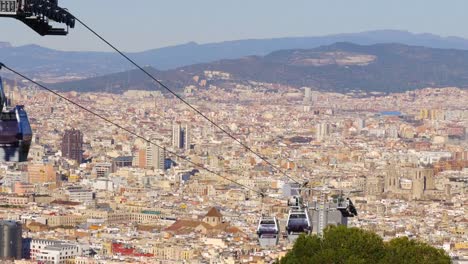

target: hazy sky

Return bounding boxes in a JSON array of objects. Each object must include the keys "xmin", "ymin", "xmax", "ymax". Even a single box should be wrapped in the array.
[{"xmin": 2, "ymin": 0, "xmax": 468, "ymax": 52}]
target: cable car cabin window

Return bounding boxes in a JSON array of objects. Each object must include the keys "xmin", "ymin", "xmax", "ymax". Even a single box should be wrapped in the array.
[
  {"xmin": 260, "ymin": 220, "xmax": 275, "ymax": 225},
  {"xmin": 0, "ymin": 119, "xmax": 19, "ymax": 143},
  {"xmin": 0, "ymin": 112, "xmax": 18, "ymax": 121},
  {"xmin": 290, "ymin": 214, "xmax": 306, "ymax": 219},
  {"xmin": 289, "ymin": 214, "xmax": 308, "ymax": 226},
  {"xmin": 290, "ymin": 189, "xmax": 300, "ymax": 196}
]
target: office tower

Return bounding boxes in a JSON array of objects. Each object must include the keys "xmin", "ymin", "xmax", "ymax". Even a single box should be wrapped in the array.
[
  {"xmin": 303, "ymin": 87, "xmax": 312, "ymax": 105},
  {"xmin": 61, "ymin": 129, "xmax": 83, "ymax": 163},
  {"xmin": 315, "ymin": 123, "xmax": 330, "ymax": 141},
  {"xmin": 172, "ymin": 122, "xmax": 190, "ymax": 150},
  {"xmin": 172, "ymin": 123, "xmax": 181, "ymax": 148},
  {"xmin": 0, "ymin": 221, "xmax": 22, "ymax": 260},
  {"xmin": 184, "ymin": 124, "xmax": 190, "ymax": 150},
  {"xmin": 304, "ymin": 87, "xmax": 311, "ymax": 98},
  {"xmin": 146, "ymin": 142, "xmax": 165, "ymax": 170}
]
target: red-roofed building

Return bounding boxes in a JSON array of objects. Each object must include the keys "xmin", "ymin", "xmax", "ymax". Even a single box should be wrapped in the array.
[
  {"xmin": 164, "ymin": 207, "xmax": 246, "ymax": 238},
  {"xmin": 112, "ymin": 243, "xmax": 153, "ymax": 257},
  {"xmin": 204, "ymin": 207, "xmax": 223, "ymax": 226}
]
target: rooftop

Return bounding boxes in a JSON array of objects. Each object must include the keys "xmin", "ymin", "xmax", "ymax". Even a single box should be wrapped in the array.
[{"xmin": 205, "ymin": 207, "xmax": 223, "ymax": 218}]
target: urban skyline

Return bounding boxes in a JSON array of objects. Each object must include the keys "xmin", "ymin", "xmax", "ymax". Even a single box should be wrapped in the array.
[
  {"xmin": 0, "ymin": 80, "xmax": 465, "ymax": 262},
  {"xmin": 0, "ymin": 1, "xmax": 466, "ymax": 263}
]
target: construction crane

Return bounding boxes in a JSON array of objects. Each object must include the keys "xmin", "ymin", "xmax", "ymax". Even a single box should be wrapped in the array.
[{"xmin": 0, "ymin": 0, "xmax": 75, "ymax": 35}]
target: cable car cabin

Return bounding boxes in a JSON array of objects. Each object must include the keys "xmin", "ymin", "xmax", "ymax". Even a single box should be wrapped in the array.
[
  {"xmin": 257, "ymin": 216, "xmax": 280, "ymax": 247},
  {"xmin": 286, "ymin": 208, "xmax": 311, "ymax": 242},
  {"xmin": 0, "ymin": 78, "xmax": 32, "ymax": 162},
  {"xmin": 336, "ymin": 197, "xmax": 358, "ymax": 217}
]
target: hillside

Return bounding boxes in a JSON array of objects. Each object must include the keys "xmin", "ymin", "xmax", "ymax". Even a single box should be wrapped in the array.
[
  {"xmin": 51, "ymin": 43, "xmax": 468, "ymax": 94},
  {"xmin": 184, "ymin": 42, "xmax": 468, "ymax": 93},
  {"xmin": 49, "ymin": 67, "xmax": 193, "ymax": 94},
  {"xmin": 5, "ymin": 30, "xmax": 468, "ymax": 78}
]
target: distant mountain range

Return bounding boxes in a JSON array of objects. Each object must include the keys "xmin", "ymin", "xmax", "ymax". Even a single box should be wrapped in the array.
[
  {"xmin": 4, "ymin": 30, "xmax": 468, "ymax": 78},
  {"xmin": 51, "ymin": 42, "xmax": 468, "ymax": 94}
]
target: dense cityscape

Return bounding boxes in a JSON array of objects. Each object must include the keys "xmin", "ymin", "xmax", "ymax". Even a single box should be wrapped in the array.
[
  {"xmin": 1, "ymin": 1, "xmax": 467, "ymax": 263},
  {"xmin": 0, "ymin": 71, "xmax": 466, "ymax": 262}
]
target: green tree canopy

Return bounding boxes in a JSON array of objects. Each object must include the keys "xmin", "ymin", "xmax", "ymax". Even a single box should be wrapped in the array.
[
  {"xmin": 380, "ymin": 237, "xmax": 451, "ymax": 264},
  {"xmin": 279, "ymin": 226, "xmax": 451, "ymax": 264}
]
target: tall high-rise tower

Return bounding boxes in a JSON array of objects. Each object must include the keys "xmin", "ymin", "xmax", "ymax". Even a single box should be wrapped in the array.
[
  {"xmin": 0, "ymin": 221, "xmax": 22, "ymax": 260},
  {"xmin": 303, "ymin": 87, "xmax": 315, "ymax": 105},
  {"xmin": 172, "ymin": 123, "xmax": 190, "ymax": 150},
  {"xmin": 146, "ymin": 142, "xmax": 165, "ymax": 170},
  {"xmin": 61, "ymin": 129, "xmax": 83, "ymax": 163},
  {"xmin": 315, "ymin": 123, "xmax": 330, "ymax": 141},
  {"xmin": 304, "ymin": 87, "xmax": 311, "ymax": 100}
]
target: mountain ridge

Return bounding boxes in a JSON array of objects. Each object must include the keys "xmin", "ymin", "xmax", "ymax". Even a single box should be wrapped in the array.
[
  {"xmin": 50, "ymin": 42, "xmax": 468, "ymax": 94},
  {"xmin": 5, "ymin": 30, "xmax": 468, "ymax": 78}
]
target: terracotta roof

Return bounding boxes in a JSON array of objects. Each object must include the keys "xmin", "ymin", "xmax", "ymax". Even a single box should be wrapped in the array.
[
  {"xmin": 205, "ymin": 207, "xmax": 223, "ymax": 218},
  {"xmin": 163, "ymin": 219, "xmax": 213, "ymax": 235},
  {"xmin": 51, "ymin": 200, "xmax": 81, "ymax": 206},
  {"xmin": 164, "ymin": 220, "xmax": 199, "ymax": 231},
  {"xmin": 225, "ymin": 226, "xmax": 243, "ymax": 234},
  {"xmin": 27, "ymin": 221, "xmax": 46, "ymax": 227}
]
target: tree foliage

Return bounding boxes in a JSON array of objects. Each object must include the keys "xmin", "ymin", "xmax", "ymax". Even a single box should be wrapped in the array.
[{"xmin": 279, "ymin": 226, "xmax": 451, "ymax": 264}]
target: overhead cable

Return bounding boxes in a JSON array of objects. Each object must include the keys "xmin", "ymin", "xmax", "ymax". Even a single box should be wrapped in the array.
[
  {"xmin": 71, "ymin": 15, "xmax": 301, "ymax": 185},
  {"xmin": 0, "ymin": 63, "xmax": 264, "ymax": 196}
]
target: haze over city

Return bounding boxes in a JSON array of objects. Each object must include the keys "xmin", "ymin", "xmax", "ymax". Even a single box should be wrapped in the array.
[
  {"xmin": 4, "ymin": 0, "xmax": 468, "ymax": 51},
  {"xmin": 0, "ymin": 0, "xmax": 466, "ymax": 263}
]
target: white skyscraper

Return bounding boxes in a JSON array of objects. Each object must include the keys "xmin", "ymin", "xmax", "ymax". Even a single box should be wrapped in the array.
[
  {"xmin": 316, "ymin": 123, "xmax": 330, "ymax": 141},
  {"xmin": 304, "ymin": 87, "xmax": 311, "ymax": 98},
  {"xmin": 303, "ymin": 87, "xmax": 313, "ymax": 105}
]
